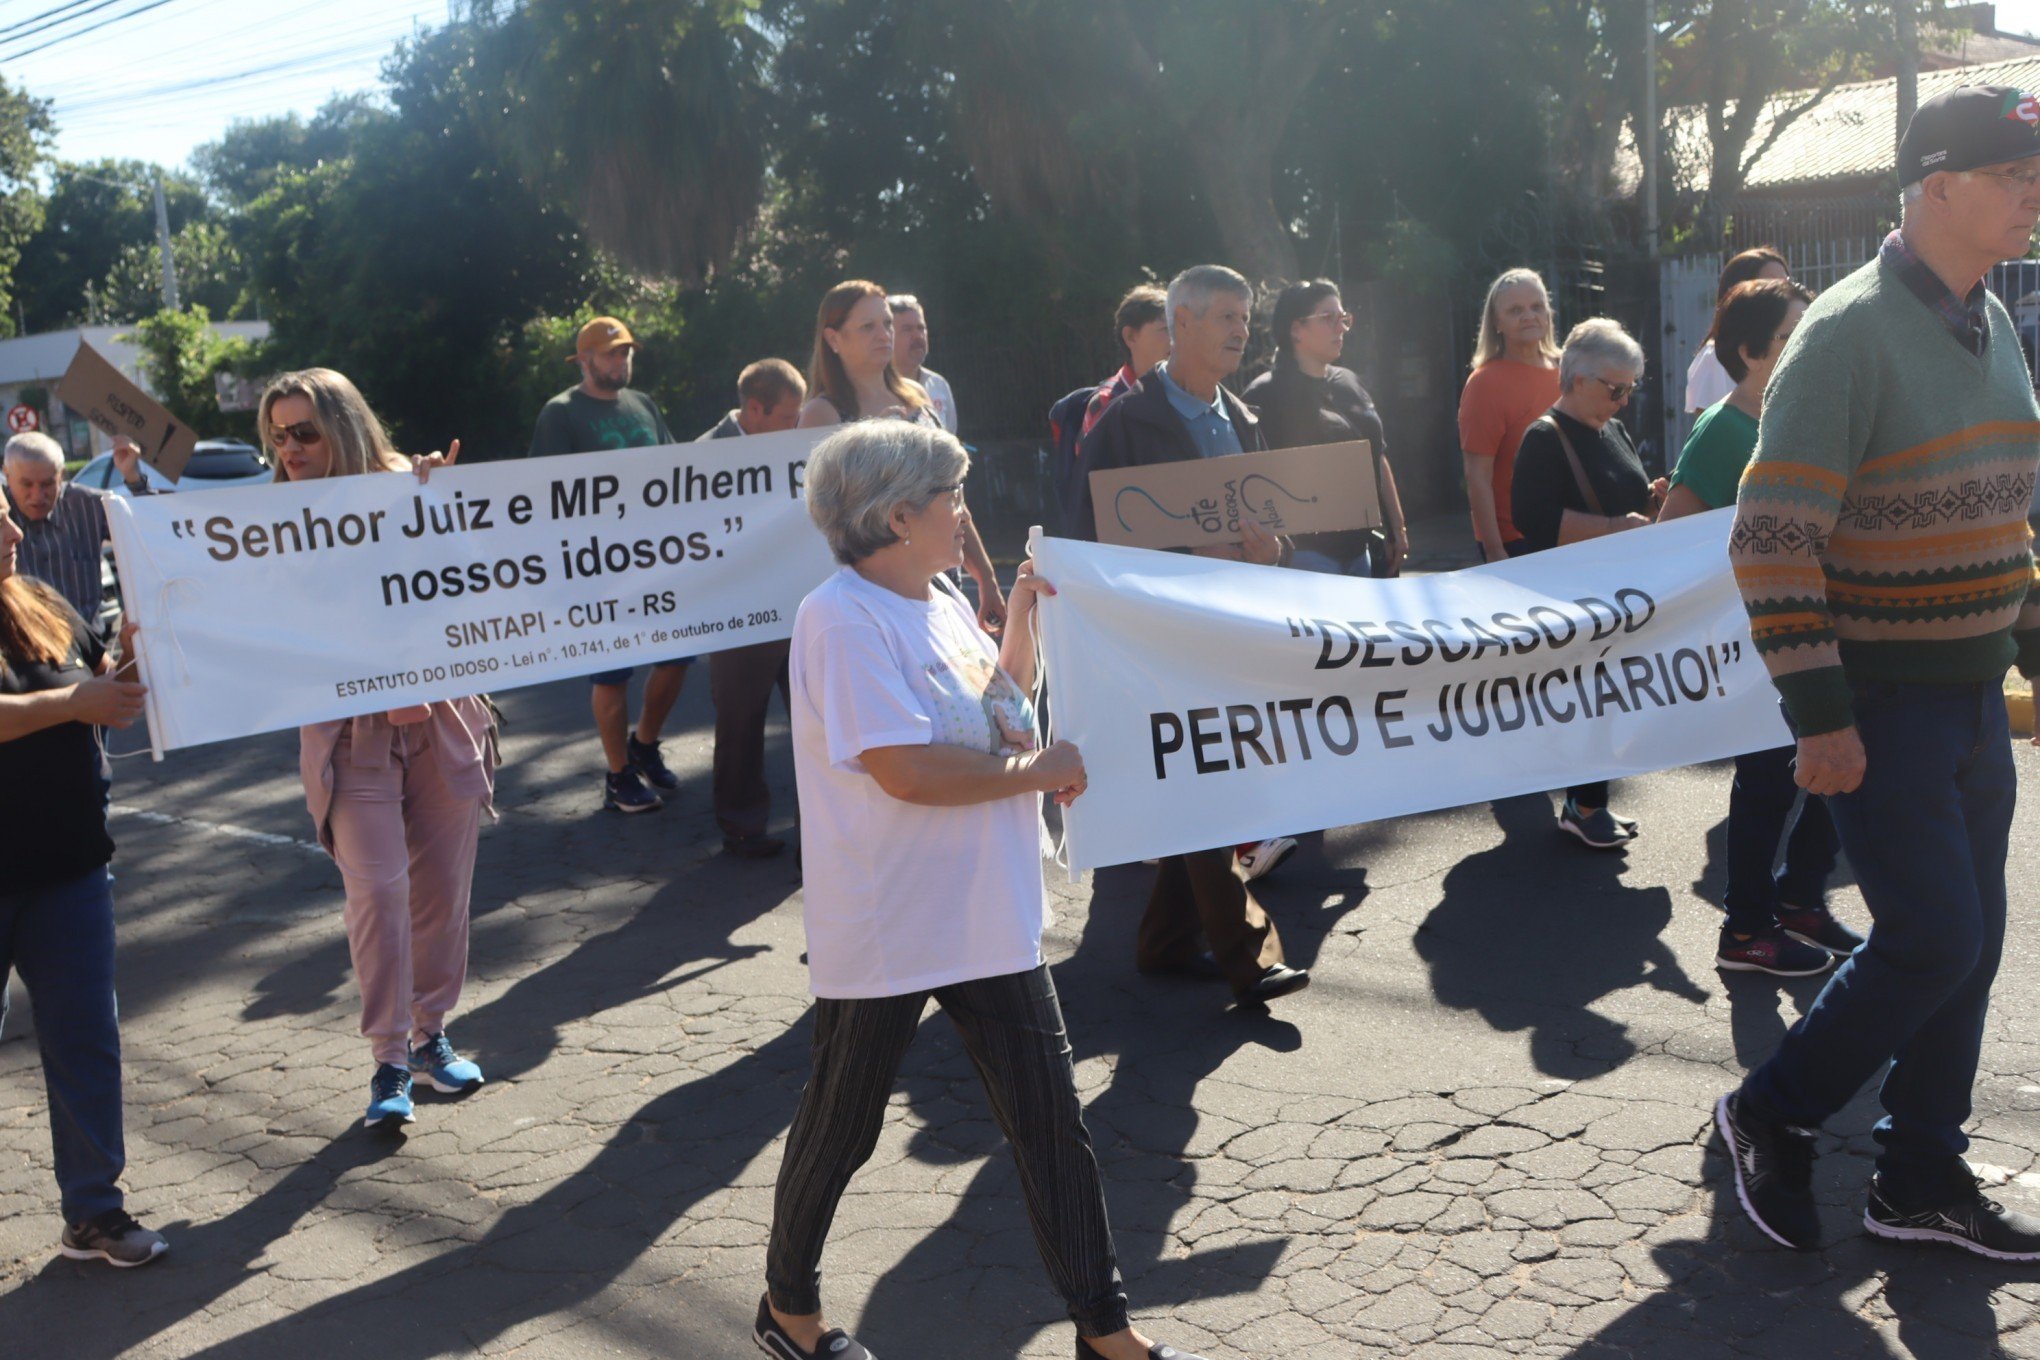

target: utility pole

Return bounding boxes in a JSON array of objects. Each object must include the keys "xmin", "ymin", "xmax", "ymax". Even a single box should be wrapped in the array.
[
  {"xmin": 1643, "ymin": 0, "xmax": 1660, "ymax": 259},
  {"xmin": 152, "ymin": 169, "xmax": 180, "ymax": 311},
  {"xmin": 1895, "ymin": 0, "xmax": 1919, "ymax": 169}
]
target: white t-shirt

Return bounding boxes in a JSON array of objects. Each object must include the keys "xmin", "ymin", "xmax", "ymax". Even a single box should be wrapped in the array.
[
  {"xmin": 789, "ymin": 567, "xmax": 1045, "ymax": 998},
  {"xmin": 1685, "ymin": 341, "xmax": 1735, "ymax": 413},
  {"xmin": 918, "ymin": 368, "xmax": 958, "ymax": 433}
]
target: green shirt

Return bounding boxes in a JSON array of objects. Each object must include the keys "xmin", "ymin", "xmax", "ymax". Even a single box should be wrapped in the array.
[
  {"xmin": 527, "ymin": 387, "xmax": 674, "ymax": 456},
  {"xmin": 1669, "ymin": 399, "xmax": 1759, "ymax": 511}
]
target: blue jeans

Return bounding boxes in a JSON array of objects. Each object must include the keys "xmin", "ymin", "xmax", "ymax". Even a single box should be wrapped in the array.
[
  {"xmin": 0, "ymin": 866, "xmax": 127, "ymax": 1223},
  {"xmin": 1723, "ymin": 743, "xmax": 1839, "ymax": 934},
  {"xmin": 1742, "ymin": 679, "xmax": 2015, "ymax": 1198}
]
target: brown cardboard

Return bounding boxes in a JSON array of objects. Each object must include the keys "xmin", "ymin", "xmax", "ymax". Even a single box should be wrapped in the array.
[
  {"xmin": 54, "ymin": 341, "xmax": 198, "ymax": 481},
  {"xmin": 1088, "ymin": 440, "xmax": 1381, "ymax": 550}
]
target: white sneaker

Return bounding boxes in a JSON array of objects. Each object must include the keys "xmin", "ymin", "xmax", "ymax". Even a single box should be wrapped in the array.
[{"xmin": 1237, "ymin": 836, "xmax": 1298, "ymax": 881}]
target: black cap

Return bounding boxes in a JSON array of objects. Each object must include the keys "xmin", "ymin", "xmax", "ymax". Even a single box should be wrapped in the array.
[{"xmin": 1898, "ymin": 85, "xmax": 2040, "ymax": 186}]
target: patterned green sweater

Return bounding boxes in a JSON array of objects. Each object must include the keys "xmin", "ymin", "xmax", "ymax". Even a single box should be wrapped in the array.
[{"xmin": 1729, "ymin": 254, "xmax": 2040, "ymax": 736}]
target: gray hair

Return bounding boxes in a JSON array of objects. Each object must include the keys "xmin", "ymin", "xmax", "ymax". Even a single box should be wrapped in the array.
[
  {"xmin": 805, "ymin": 419, "xmax": 970, "ymax": 565},
  {"xmin": 1558, "ymin": 317, "xmax": 1646, "ymax": 391},
  {"xmin": 1165, "ymin": 264, "xmax": 1252, "ymax": 343},
  {"xmin": 886, "ymin": 293, "xmax": 923, "ymax": 316},
  {"xmin": 3, "ymin": 432, "xmax": 64, "ymax": 469}
]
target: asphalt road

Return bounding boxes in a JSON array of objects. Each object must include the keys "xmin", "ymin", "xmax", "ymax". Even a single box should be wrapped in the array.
[{"xmin": 3, "ymin": 586, "xmax": 2039, "ymax": 1358}]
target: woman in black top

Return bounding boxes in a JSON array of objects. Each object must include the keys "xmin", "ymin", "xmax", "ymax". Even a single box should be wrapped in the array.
[
  {"xmin": 1509, "ymin": 317, "xmax": 1665, "ymax": 851},
  {"xmin": 1242, "ymin": 280, "xmax": 1409, "ymax": 576},
  {"xmin": 0, "ymin": 508, "xmax": 165, "ymax": 1266}
]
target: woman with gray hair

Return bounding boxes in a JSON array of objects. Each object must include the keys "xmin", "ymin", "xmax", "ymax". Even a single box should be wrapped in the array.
[
  {"xmin": 756, "ymin": 421, "xmax": 1207, "ymax": 1360},
  {"xmin": 1510, "ymin": 318, "xmax": 1666, "ymax": 850}
]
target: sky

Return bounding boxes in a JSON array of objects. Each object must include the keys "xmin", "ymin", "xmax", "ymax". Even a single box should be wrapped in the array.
[
  {"xmin": 9, "ymin": 0, "xmax": 2040, "ymax": 177},
  {"xmin": 5, "ymin": 0, "xmax": 453, "ymax": 172}
]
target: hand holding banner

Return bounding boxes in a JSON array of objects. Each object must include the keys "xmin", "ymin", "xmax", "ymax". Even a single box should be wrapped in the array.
[{"xmin": 1035, "ymin": 509, "xmax": 1788, "ymax": 872}]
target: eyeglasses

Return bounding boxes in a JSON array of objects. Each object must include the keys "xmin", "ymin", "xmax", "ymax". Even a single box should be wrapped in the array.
[
  {"xmin": 1306, "ymin": 310, "xmax": 1354, "ymax": 329},
  {"xmin": 269, "ymin": 421, "xmax": 323, "ymax": 447},
  {"xmin": 929, "ymin": 481, "xmax": 965, "ymax": 508},
  {"xmin": 1970, "ymin": 166, "xmax": 2040, "ymax": 195},
  {"xmin": 1593, "ymin": 377, "xmax": 1636, "ymax": 402}
]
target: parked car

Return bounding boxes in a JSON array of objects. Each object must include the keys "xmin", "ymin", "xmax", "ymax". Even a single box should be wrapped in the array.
[{"xmin": 74, "ymin": 439, "xmax": 273, "ymax": 497}]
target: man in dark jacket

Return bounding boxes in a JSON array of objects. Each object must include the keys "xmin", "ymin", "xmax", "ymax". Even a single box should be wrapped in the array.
[
  {"xmin": 694, "ymin": 359, "xmax": 806, "ymax": 858},
  {"xmin": 1076, "ymin": 264, "xmax": 1309, "ymax": 1007}
]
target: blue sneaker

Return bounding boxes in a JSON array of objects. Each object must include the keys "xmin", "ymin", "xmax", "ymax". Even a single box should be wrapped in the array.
[
  {"xmin": 410, "ymin": 1033, "xmax": 484, "ymax": 1094},
  {"xmin": 363, "ymin": 1063, "xmax": 415, "ymax": 1129}
]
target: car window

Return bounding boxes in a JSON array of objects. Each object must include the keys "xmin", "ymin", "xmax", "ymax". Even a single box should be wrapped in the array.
[{"xmin": 182, "ymin": 446, "xmax": 268, "ymax": 480}]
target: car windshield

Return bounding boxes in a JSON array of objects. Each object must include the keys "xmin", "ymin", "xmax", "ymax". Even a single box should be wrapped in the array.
[{"xmin": 182, "ymin": 444, "xmax": 267, "ymax": 479}]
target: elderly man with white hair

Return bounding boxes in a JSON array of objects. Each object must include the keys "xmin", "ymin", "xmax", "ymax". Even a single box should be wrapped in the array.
[
  {"xmin": 1074, "ymin": 263, "xmax": 1312, "ymax": 1009},
  {"xmin": 1, "ymin": 433, "xmax": 144, "ymax": 623}
]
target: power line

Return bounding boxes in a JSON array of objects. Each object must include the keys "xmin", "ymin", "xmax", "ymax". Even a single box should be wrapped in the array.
[
  {"xmin": 50, "ymin": 38, "xmax": 402, "ymax": 122},
  {"xmin": 0, "ymin": 0, "xmax": 98, "ymax": 42},
  {"xmin": 0, "ymin": 0, "xmax": 184, "ymax": 61}
]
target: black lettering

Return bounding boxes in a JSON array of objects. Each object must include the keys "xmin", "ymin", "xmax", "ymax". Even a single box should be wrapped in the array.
[
  {"xmin": 1492, "ymin": 612, "xmax": 1541, "ymax": 654},
  {"xmin": 1453, "ymin": 680, "xmax": 1491, "ymax": 736},
  {"xmin": 1491, "ymin": 676, "xmax": 1528, "ymax": 732},
  {"xmin": 1425, "ymin": 619, "xmax": 1472, "ymax": 663},
  {"xmin": 1671, "ymin": 648, "xmax": 1711, "ymax": 701},
  {"xmin": 1427, "ymin": 685, "xmax": 1453, "ymax": 742},
  {"xmin": 1616, "ymin": 587, "xmax": 1657, "ymax": 633},
  {"xmin": 1150, "ymin": 713, "xmax": 1184, "ymax": 780},
  {"xmin": 1387, "ymin": 619, "xmax": 1434, "ymax": 665},
  {"xmin": 1226, "ymin": 704, "xmax": 1274, "ymax": 767},
  {"xmin": 1374, "ymin": 689, "xmax": 1414, "ymax": 749},
  {"xmin": 1591, "ymin": 660, "xmax": 1630, "ymax": 715},
  {"xmin": 1577, "ymin": 595, "xmax": 1622, "ymax": 642},
  {"xmin": 1528, "ymin": 605, "xmax": 1576, "ymax": 649},
  {"xmin": 1187, "ymin": 707, "xmax": 1226, "ymax": 774},
  {"xmin": 204, "ymin": 516, "xmax": 239, "ymax": 562},
  {"xmin": 1538, "ymin": 669, "xmax": 1577, "ymax": 722},
  {"xmin": 1619, "ymin": 655, "xmax": 1665, "ymax": 710},
  {"xmin": 1314, "ymin": 620, "xmax": 1360, "ymax": 670},
  {"xmin": 1276, "ymin": 698, "xmax": 1314, "ymax": 760},
  {"xmin": 1355, "ymin": 621, "xmax": 1395, "ymax": 668},
  {"xmin": 1317, "ymin": 696, "xmax": 1361, "ymax": 755}
]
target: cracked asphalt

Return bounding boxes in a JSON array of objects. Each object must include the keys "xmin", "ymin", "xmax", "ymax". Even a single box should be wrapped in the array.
[{"xmin": 4, "ymin": 540, "xmax": 2040, "ymax": 1357}]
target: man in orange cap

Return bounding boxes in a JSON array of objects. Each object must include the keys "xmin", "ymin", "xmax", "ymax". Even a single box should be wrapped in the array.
[{"xmin": 528, "ymin": 316, "xmax": 689, "ymax": 815}]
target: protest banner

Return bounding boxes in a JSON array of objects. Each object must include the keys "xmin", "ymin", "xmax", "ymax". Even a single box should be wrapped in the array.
[
  {"xmin": 1034, "ymin": 509, "xmax": 1790, "ymax": 872},
  {"xmin": 106, "ymin": 427, "xmax": 837, "ymax": 753},
  {"xmin": 1087, "ymin": 440, "xmax": 1380, "ymax": 549},
  {"xmin": 55, "ymin": 341, "xmax": 199, "ymax": 480}
]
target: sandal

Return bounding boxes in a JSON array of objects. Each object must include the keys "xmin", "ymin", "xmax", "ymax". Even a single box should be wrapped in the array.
[{"xmin": 756, "ymin": 1294, "xmax": 876, "ymax": 1359}]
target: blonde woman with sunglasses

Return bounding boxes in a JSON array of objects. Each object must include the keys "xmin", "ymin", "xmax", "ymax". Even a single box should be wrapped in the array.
[{"xmin": 263, "ymin": 369, "xmax": 496, "ymax": 1130}]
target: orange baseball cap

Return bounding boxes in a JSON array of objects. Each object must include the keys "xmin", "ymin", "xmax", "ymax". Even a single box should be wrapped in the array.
[{"xmin": 570, "ymin": 316, "xmax": 637, "ymax": 359}]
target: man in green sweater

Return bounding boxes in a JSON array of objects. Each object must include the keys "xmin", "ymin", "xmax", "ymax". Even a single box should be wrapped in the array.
[{"xmin": 1718, "ymin": 87, "xmax": 2040, "ymax": 1259}]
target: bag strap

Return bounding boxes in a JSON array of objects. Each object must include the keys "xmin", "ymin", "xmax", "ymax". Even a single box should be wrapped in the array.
[{"xmin": 1538, "ymin": 415, "xmax": 1604, "ymax": 518}]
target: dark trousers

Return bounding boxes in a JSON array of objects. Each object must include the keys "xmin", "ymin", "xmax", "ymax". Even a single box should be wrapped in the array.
[
  {"xmin": 1743, "ymin": 680, "xmax": 2015, "ymax": 1198},
  {"xmin": 766, "ymin": 965, "xmax": 1131, "ymax": 1337},
  {"xmin": 710, "ymin": 640, "xmax": 791, "ymax": 839},
  {"xmin": 1723, "ymin": 743, "xmax": 1839, "ymax": 934},
  {"xmin": 1567, "ymin": 781, "xmax": 1609, "ymax": 808},
  {"xmin": 0, "ymin": 866, "xmax": 126, "ymax": 1224},
  {"xmin": 1136, "ymin": 849, "xmax": 1284, "ymax": 994}
]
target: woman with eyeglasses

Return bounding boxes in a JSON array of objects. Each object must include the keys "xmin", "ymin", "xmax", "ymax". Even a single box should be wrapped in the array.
[
  {"xmin": 756, "ymin": 420, "xmax": 1208, "ymax": 1360},
  {"xmin": 1509, "ymin": 318, "xmax": 1665, "ymax": 851},
  {"xmin": 798, "ymin": 278, "xmax": 1007, "ymax": 634},
  {"xmin": 1243, "ymin": 279, "xmax": 1409, "ymax": 577},
  {"xmin": 263, "ymin": 369, "xmax": 497, "ymax": 1130}
]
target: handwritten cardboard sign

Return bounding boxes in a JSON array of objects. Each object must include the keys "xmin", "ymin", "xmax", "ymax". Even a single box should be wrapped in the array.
[
  {"xmin": 55, "ymin": 341, "xmax": 197, "ymax": 481},
  {"xmin": 1088, "ymin": 440, "xmax": 1380, "ymax": 550}
]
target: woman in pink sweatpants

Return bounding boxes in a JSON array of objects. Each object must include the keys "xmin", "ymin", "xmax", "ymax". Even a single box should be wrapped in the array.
[{"xmin": 261, "ymin": 367, "xmax": 498, "ymax": 1129}]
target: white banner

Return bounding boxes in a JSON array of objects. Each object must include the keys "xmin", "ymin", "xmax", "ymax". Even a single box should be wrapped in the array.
[
  {"xmin": 107, "ymin": 427, "xmax": 837, "ymax": 752},
  {"xmin": 1035, "ymin": 509, "xmax": 1791, "ymax": 872}
]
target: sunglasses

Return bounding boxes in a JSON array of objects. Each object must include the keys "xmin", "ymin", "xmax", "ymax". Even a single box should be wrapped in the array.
[
  {"xmin": 1594, "ymin": 377, "xmax": 1636, "ymax": 402},
  {"xmin": 269, "ymin": 420, "xmax": 323, "ymax": 447}
]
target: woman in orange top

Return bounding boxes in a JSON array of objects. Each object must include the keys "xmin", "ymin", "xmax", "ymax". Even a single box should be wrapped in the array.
[{"xmin": 1457, "ymin": 268, "xmax": 1562, "ymax": 562}]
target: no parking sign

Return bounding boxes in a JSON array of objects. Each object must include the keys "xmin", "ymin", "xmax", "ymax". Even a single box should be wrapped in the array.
[{"xmin": 5, "ymin": 404, "xmax": 37, "ymax": 433}]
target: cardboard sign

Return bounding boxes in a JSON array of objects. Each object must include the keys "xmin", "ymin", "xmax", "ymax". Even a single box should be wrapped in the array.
[
  {"xmin": 1088, "ymin": 440, "xmax": 1381, "ymax": 550},
  {"xmin": 55, "ymin": 342, "xmax": 197, "ymax": 481}
]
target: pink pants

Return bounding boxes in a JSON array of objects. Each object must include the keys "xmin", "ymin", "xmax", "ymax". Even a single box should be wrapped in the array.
[{"xmin": 326, "ymin": 720, "xmax": 484, "ymax": 1067}]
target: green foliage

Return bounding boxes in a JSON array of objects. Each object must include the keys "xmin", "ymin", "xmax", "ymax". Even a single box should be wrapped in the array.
[
  {"xmin": 0, "ymin": 78, "xmax": 53, "ymax": 338},
  {"xmin": 91, "ymin": 221, "xmax": 248, "ymax": 324},
  {"xmin": 125, "ymin": 307, "xmax": 257, "ymax": 439},
  {"xmin": 14, "ymin": 160, "xmax": 212, "ymax": 331}
]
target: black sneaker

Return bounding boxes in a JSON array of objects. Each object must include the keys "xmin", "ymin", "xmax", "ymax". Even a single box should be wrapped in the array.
[
  {"xmin": 59, "ymin": 1207, "xmax": 167, "ymax": 1267},
  {"xmin": 1716, "ymin": 925, "xmax": 1834, "ymax": 977},
  {"xmin": 1776, "ymin": 904, "xmax": 1866, "ymax": 957},
  {"xmin": 754, "ymin": 1293, "xmax": 874, "ymax": 1359},
  {"xmin": 1865, "ymin": 1173, "xmax": 2040, "ymax": 1261},
  {"xmin": 627, "ymin": 735, "xmax": 680, "ymax": 791},
  {"xmin": 604, "ymin": 767, "xmax": 664, "ymax": 814},
  {"xmin": 1715, "ymin": 1091, "xmax": 1820, "ymax": 1249},
  {"xmin": 1558, "ymin": 796, "xmax": 1634, "ymax": 850}
]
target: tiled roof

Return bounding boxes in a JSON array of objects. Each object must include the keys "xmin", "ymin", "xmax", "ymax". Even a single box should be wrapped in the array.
[{"xmin": 1625, "ymin": 53, "xmax": 2040, "ymax": 195}]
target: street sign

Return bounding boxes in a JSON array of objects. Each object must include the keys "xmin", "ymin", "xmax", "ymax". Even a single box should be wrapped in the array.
[{"xmin": 5, "ymin": 404, "xmax": 38, "ymax": 433}]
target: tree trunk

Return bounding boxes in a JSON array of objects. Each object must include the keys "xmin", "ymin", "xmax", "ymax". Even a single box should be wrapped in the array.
[{"xmin": 1186, "ymin": 130, "xmax": 1300, "ymax": 284}]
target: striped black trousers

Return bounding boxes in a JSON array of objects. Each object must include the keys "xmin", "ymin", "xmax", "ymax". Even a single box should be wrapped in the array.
[{"xmin": 765, "ymin": 963, "xmax": 1132, "ymax": 1337}]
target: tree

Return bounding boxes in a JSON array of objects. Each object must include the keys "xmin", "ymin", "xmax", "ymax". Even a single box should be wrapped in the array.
[
  {"xmin": 192, "ymin": 99, "xmax": 382, "ymax": 209},
  {"xmin": 13, "ymin": 161, "xmax": 210, "ymax": 331},
  {"xmin": 126, "ymin": 307, "xmax": 257, "ymax": 438},
  {"xmin": 0, "ymin": 78, "xmax": 53, "ymax": 337},
  {"xmin": 93, "ymin": 220, "xmax": 247, "ymax": 323},
  {"xmin": 471, "ymin": 0, "xmax": 772, "ymax": 282}
]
